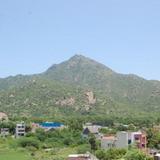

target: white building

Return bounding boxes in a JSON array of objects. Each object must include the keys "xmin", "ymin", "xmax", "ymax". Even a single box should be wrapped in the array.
[
  {"xmin": 116, "ymin": 131, "xmax": 128, "ymax": 149},
  {"xmin": 15, "ymin": 122, "xmax": 25, "ymax": 138},
  {"xmin": 1, "ymin": 128, "xmax": 9, "ymax": 137},
  {"xmin": 154, "ymin": 153, "xmax": 160, "ymax": 160}
]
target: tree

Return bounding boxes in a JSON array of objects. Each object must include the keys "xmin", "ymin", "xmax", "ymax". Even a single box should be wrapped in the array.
[
  {"xmin": 147, "ymin": 128, "xmax": 160, "ymax": 149},
  {"xmin": 89, "ymin": 135, "xmax": 97, "ymax": 151},
  {"xmin": 18, "ymin": 137, "xmax": 40, "ymax": 149},
  {"xmin": 68, "ymin": 118, "xmax": 83, "ymax": 131},
  {"xmin": 35, "ymin": 128, "xmax": 46, "ymax": 141},
  {"xmin": 124, "ymin": 149, "xmax": 153, "ymax": 160},
  {"xmin": 96, "ymin": 148, "xmax": 126, "ymax": 160},
  {"xmin": 95, "ymin": 149, "xmax": 105, "ymax": 160},
  {"xmin": 105, "ymin": 148, "xmax": 126, "ymax": 160},
  {"xmin": 0, "ymin": 121, "xmax": 15, "ymax": 134}
]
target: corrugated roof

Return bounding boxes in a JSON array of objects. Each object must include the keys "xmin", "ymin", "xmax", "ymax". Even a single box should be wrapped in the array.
[{"xmin": 40, "ymin": 122, "xmax": 63, "ymax": 128}]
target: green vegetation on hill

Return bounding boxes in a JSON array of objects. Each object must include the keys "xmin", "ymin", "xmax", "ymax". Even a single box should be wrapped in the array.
[{"xmin": 0, "ymin": 55, "xmax": 160, "ymax": 120}]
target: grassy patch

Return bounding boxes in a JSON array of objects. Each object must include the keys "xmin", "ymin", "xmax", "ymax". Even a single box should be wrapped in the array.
[{"xmin": 0, "ymin": 149, "xmax": 32, "ymax": 160}]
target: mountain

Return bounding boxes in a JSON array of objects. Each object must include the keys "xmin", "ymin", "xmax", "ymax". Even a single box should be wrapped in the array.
[
  {"xmin": 44, "ymin": 55, "xmax": 114, "ymax": 89},
  {"xmin": 0, "ymin": 55, "xmax": 160, "ymax": 119}
]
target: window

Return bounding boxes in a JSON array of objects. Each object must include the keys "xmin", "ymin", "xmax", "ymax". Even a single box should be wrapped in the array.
[
  {"xmin": 128, "ymin": 139, "xmax": 131, "ymax": 144},
  {"xmin": 135, "ymin": 136, "xmax": 139, "ymax": 141},
  {"xmin": 142, "ymin": 144, "xmax": 145, "ymax": 148}
]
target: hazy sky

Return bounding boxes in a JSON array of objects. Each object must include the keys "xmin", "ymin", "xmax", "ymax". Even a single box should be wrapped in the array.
[{"xmin": 0, "ymin": 0, "xmax": 160, "ymax": 80}]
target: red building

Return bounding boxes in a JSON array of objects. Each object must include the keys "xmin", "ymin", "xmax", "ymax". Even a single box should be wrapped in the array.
[{"xmin": 130, "ymin": 132, "xmax": 147, "ymax": 150}]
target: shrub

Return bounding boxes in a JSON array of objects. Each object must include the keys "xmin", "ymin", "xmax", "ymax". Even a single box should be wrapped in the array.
[
  {"xmin": 124, "ymin": 149, "xmax": 153, "ymax": 160},
  {"xmin": 18, "ymin": 137, "xmax": 40, "ymax": 149},
  {"xmin": 77, "ymin": 144, "xmax": 91, "ymax": 154},
  {"xmin": 95, "ymin": 149, "xmax": 105, "ymax": 160}
]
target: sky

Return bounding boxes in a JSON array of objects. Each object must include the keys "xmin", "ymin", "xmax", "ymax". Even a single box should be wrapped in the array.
[{"xmin": 0, "ymin": 0, "xmax": 160, "ymax": 80}]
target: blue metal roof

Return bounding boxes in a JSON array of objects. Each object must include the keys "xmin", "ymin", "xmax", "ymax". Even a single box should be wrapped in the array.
[{"xmin": 39, "ymin": 122, "xmax": 63, "ymax": 128}]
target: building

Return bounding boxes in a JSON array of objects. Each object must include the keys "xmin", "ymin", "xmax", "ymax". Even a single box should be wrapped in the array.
[
  {"xmin": 116, "ymin": 131, "xmax": 129, "ymax": 149},
  {"xmin": 39, "ymin": 122, "xmax": 64, "ymax": 131},
  {"xmin": 15, "ymin": 122, "xmax": 25, "ymax": 138},
  {"xmin": 82, "ymin": 123, "xmax": 102, "ymax": 139},
  {"xmin": 154, "ymin": 153, "xmax": 160, "ymax": 160},
  {"xmin": 101, "ymin": 131, "xmax": 147, "ymax": 150},
  {"xmin": 129, "ymin": 131, "xmax": 147, "ymax": 149},
  {"xmin": 149, "ymin": 148, "xmax": 159, "ymax": 156},
  {"xmin": 153, "ymin": 125, "xmax": 160, "ymax": 132},
  {"xmin": 67, "ymin": 154, "xmax": 90, "ymax": 160},
  {"xmin": 82, "ymin": 128, "xmax": 91, "ymax": 138},
  {"xmin": 67, "ymin": 153, "xmax": 98, "ymax": 160},
  {"xmin": 31, "ymin": 123, "xmax": 41, "ymax": 133},
  {"xmin": 1, "ymin": 128, "xmax": 9, "ymax": 137},
  {"xmin": 0, "ymin": 112, "xmax": 8, "ymax": 121},
  {"xmin": 101, "ymin": 136, "xmax": 116, "ymax": 149},
  {"xmin": 31, "ymin": 122, "xmax": 65, "ymax": 132}
]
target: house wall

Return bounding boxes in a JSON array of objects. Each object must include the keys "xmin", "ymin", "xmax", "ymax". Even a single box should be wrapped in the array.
[
  {"xmin": 130, "ymin": 132, "xmax": 147, "ymax": 149},
  {"xmin": 101, "ymin": 131, "xmax": 147, "ymax": 150},
  {"xmin": 116, "ymin": 132, "xmax": 128, "ymax": 149},
  {"xmin": 154, "ymin": 154, "xmax": 160, "ymax": 160},
  {"xmin": 101, "ymin": 138, "xmax": 115, "ymax": 149},
  {"xmin": 15, "ymin": 123, "xmax": 25, "ymax": 137}
]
